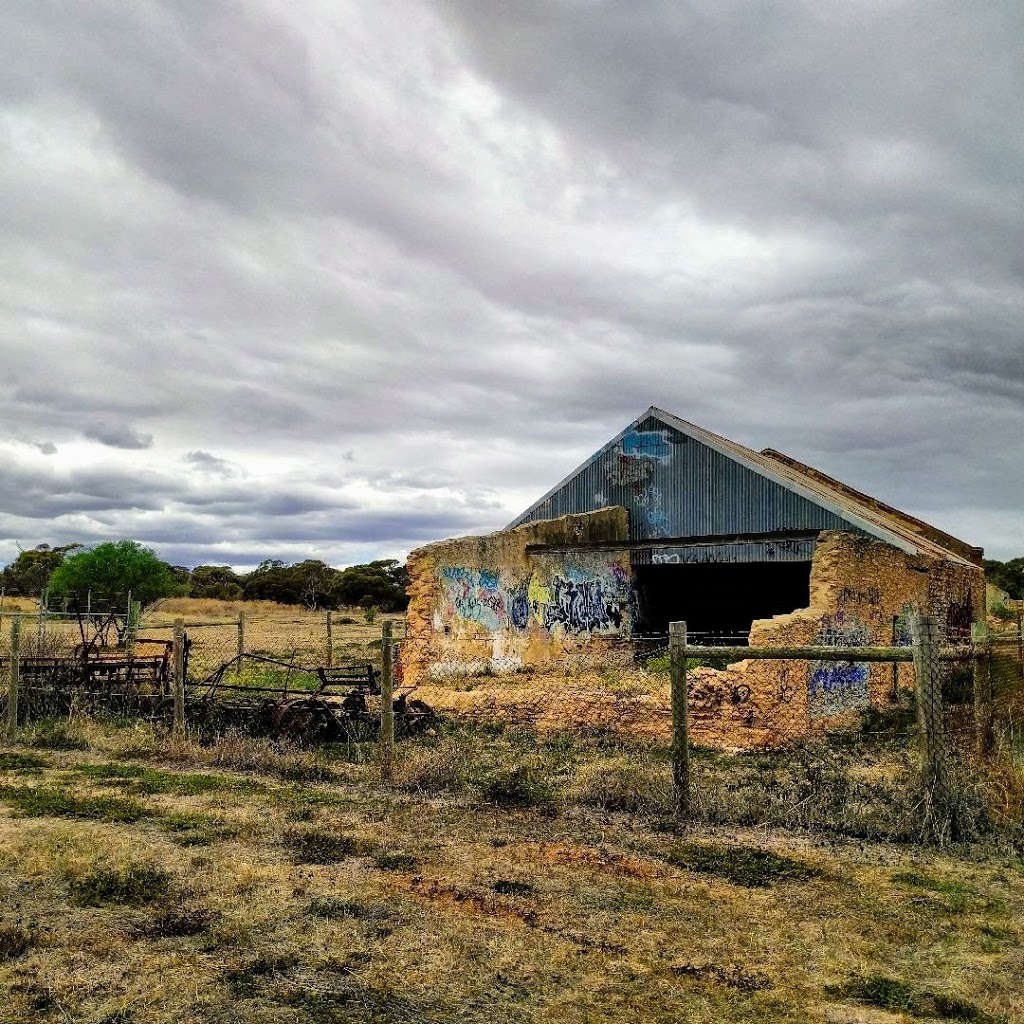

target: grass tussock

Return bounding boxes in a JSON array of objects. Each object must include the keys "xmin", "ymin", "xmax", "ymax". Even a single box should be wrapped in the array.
[
  {"xmin": 478, "ymin": 758, "xmax": 557, "ymax": 810},
  {"xmin": 68, "ymin": 863, "xmax": 172, "ymax": 906},
  {"xmin": 395, "ymin": 735, "xmax": 477, "ymax": 794},
  {"xmin": 569, "ymin": 752, "xmax": 672, "ymax": 814},
  {"xmin": 281, "ymin": 827, "xmax": 362, "ymax": 864},
  {"xmin": 0, "ymin": 921, "xmax": 38, "ymax": 960}
]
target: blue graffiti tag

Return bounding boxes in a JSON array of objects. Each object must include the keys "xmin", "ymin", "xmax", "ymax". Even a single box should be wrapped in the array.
[
  {"xmin": 620, "ymin": 429, "xmax": 672, "ymax": 461},
  {"xmin": 509, "ymin": 589, "xmax": 530, "ymax": 629},
  {"xmin": 808, "ymin": 613, "xmax": 871, "ymax": 719}
]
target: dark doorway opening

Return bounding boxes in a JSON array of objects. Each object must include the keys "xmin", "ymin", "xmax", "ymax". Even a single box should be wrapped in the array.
[{"xmin": 633, "ymin": 561, "xmax": 812, "ymax": 642}]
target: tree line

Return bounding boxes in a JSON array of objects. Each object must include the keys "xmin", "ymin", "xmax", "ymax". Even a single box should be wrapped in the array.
[{"xmin": 0, "ymin": 541, "xmax": 409, "ymax": 612}]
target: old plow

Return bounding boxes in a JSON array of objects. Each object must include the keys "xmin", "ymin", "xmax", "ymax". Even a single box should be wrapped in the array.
[{"xmin": 188, "ymin": 654, "xmax": 435, "ymax": 743}]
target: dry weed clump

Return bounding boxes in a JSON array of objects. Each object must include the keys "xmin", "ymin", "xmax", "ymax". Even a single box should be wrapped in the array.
[
  {"xmin": 568, "ymin": 753, "xmax": 672, "ymax": 815},
  {"xmin": 394, "ymin": 735, "xmax": 479, "ymax": 795}
]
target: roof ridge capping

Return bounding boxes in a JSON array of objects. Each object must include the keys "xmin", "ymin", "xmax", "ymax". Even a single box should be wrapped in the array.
[{"xmin": 760, "ymin": 447, "xmax": 983, "ymax": 567}]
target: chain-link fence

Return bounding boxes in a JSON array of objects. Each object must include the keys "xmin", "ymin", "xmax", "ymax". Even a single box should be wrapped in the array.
[{"xmin": 2, "ymin": 605, "xmax": 1022, "ymax": 843}]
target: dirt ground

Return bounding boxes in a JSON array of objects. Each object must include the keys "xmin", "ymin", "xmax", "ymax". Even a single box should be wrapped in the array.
[{"xmin": 0, "ymin": 719, "xmax": 1022, "ymax": 1024}]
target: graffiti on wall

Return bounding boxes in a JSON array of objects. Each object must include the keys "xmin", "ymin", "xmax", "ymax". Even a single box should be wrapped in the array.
[
  {"xmin": 604, "ymin": 428, "xmax": 673, "ymax": 487},
  {"xmin": 439, "ymin": 561, "xmax": 629, "ymax": 636},
  {"xmin": 808, "ymin": 612, "xmax": 871, "ymax": 719}
]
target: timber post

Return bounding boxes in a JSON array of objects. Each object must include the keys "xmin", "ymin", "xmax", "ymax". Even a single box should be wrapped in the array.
[
  {"xmin": 5, "ymin": 618, "xmax": 20, "ymax": 742},
  {"xmin": 380, "ymin": 620, "xmax": 395, "ymax": 785},
  {"xmin": 172, "ymin": 617, "xmax": 186, "ymax": 734},
  {"xmin": 669, "ymin": 620, "xmax": 691, "ymax": 820}
]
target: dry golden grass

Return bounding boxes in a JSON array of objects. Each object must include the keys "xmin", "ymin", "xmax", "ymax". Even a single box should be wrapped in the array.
[{"xmin": 0, "ymin": 721, "xmax": 1022, "ymax": 1024}]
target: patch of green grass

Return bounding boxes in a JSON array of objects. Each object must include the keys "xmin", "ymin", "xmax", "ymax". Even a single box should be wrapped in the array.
[
  {"xmin": 282, "ymin": 828, "xmax": 362, "ymax": 864},
  {"xmin": 665, "ymin": 842, "xmax": 819, "ymax": 888},
  {"xmin": 159, "ymin": 811, "xmax": 237, "ymax": 846},
  {"xmin": 828, "ymin": 974, "xmax": 1001, "ymax": 1022},
  {"xmin": 891, "ymin": 869, "xmax": 975, "ymax": 909},
  {"xmin": 69, "ymin": 864, "xmax": 172, "ymax": 906},
  {"xmin": 0, "ymin": 751, "xmax": 51, "ymax": 773},
  {"xmin": 373, "ymin": 850, "xmax": 419, "ymax": 871},
  {"xmin": 67, "ymin": 761, "xmax": 261, "ymax": 796},
  {"xmin": 0, "ymin": 784, "xmax": 151, "ymax": 822}
]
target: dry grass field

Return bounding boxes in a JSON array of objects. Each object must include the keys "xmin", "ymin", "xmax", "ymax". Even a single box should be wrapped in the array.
[{"xmin": 1, "ymin": 718, "xmax": 1023, "ymax": 1024}]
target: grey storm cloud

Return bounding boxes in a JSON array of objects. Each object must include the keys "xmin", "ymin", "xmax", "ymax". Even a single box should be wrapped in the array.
[
  {"xmin": 83, "ymin": 422, "xmax": 155, "ymax": 450},
  {"xmin": 0, "ymin": 0, "xmax": 1022, "ymax": 570}
]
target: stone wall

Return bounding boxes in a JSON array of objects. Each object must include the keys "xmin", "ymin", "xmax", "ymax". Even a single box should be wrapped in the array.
[
  {"xmin": 687, "ymin": 531, "xmax": 985, "ymax": 748},
  {"xmin": 402, "ymin": 507, "xmax": 631, "ymax": 684},
  {"xmin": 405, "ymin": 519, "xmax": 985, "ymax": 749}
]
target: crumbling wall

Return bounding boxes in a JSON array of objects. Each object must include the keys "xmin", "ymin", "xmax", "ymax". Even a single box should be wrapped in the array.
[
  {"xmin": 403, "ymin": 508, "xmax": 631, "ymax": 684},
  {"xmin": 688, "ymin": 531, "xmax": 985, "ymax": 749}
]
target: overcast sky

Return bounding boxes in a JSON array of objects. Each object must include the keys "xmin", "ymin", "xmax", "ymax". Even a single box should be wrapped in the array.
[{"xmin": 2, "ymin": 0, "xmax": 1022, "ymax": 571}]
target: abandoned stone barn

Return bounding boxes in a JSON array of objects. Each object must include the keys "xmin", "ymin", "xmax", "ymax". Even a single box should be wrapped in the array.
[{"xmin": 404, "ymin": 407, "xmax": 985, "ymax": 746}]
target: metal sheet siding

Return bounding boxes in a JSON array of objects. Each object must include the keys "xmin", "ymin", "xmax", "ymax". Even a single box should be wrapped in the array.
[{"xmin": 517, "ymin": 422, "xmax": 864, "ymax": 560}]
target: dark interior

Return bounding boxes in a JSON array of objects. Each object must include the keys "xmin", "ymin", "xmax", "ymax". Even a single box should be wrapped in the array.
[{"xmin": 632, "ymin": 561, "xmax": 812, "ymax": 642}]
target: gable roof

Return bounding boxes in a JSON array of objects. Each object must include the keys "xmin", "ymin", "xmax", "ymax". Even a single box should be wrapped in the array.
[{"xmin": 511, "ymin": 406, "xmax": 982, "ymax": 567}]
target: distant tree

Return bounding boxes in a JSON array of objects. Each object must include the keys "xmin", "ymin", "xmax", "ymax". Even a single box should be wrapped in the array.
[
  {"xmin": 984, "ymin": 558, "xmax": 1024, "ymax": 600},
  {"xmin": 241, "ymin": 559, "xmax": 294, "ymax": 603},
  {"xmin": 334, "ymin": 559, "xmax": 409, "ymax": 611},
  {"xmin": 0, "ymin": 543, "xmax": 82, "ymax": 597},
  {"xmin": 291, "ymin": 560, "xmax": 340, "ymax": 611},
  {"xmin": 190, "ymin": 565, "xmax": 244, "ymax": 601},
  {"xmin": 47, "ymin": 540, "xmax": 182, "ymax": 610}
]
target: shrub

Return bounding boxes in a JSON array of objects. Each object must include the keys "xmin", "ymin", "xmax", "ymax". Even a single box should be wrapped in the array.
[{"xmin": 479, "ymin": 760, "xmax": 556, "ymax": 810}]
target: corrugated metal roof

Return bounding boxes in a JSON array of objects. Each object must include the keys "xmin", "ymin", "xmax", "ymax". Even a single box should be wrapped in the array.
[{"xmin": 509, "ymin": 406, "xmax": 981, "ymax": 568}]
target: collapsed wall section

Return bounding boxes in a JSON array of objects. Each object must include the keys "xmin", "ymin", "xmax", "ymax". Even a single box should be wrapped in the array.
[
  {"xmin": 687, "ymin": 531, "xmax": 985, "ymax": 748},
  {"xmin": 402, "ymin": 508, "xmax": 631, "ymax": 684}
]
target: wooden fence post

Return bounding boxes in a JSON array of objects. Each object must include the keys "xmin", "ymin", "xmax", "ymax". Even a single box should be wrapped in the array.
[
  {"xmin": 172, "ymin": 617, "xmax": 185, "ymax": 735},
  {"xmin": 971, "ymin": 622, "xmax": 994, "ymax": 759},
  {"xmin": 236, "ymin": 611, "xmax": 246, "ymax": 675},
  {"xmin": 669, "ymin": 620, "xmax": 691, "ymax": 820},
  {"xmin": 380, "ymin": 620, "xmax": 395, "ymax": 785},
  {"xmin": 36, "ymin": 593, "xmax": 46, "ymax": 651},
  {"xmin": 911, "ymin": 613, "xmax": 949, "ymax": 838},
  {"xmin": 5, "ymin": 618, "xmax": 20, "ymax": 742},
  {"xmin": 326, "ymin": 610, "xmax": 333, "ymax": 669}
]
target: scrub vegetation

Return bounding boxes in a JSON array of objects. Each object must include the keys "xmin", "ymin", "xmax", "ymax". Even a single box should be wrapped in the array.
[{"xmin": 0, "ymin": 718, "xmax": 1022, "ymax": 1024}]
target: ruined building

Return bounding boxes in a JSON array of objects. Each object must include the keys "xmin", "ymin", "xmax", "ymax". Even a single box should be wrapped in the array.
[{"xmin": 403, "ymin": 407, "xmax": 985, "ymax": 745}]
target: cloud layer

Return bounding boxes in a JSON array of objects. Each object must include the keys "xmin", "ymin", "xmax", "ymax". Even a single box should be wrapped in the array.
[{"xmin": 2, "ymin": 0, "xmax": 1022, "ymax": 569}]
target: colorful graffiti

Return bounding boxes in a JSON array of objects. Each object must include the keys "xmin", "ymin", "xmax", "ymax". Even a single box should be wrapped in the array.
[
  {"xmin": 604, "ymin": 428, "xmax": 674, "ymax": 487},
  {"xmin": 439, "ymin": 561, "xmax": 629, "ymax": 635},
  {"xmin": 808, "ymin": 612, "xmax": 871, "ymax": 719},
  {"xmin": 543, "ymin": 578, "xmax": 623, "ymax": 633}
]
